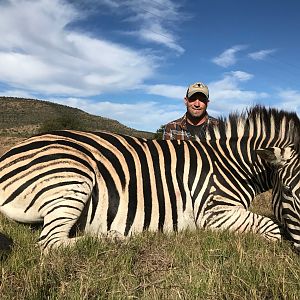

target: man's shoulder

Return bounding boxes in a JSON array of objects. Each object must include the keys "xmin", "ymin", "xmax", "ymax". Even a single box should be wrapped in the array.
[
  {"xmin": 207, "ymin": 115, "xmax": 219, "ymax": 125},
  {"xmin": 164, "ymin": 115, "xmax": 186, "ymax": 129},
  {"xmin": 163, "ymin": 114, "xmax": 189, "ymax": 140}
]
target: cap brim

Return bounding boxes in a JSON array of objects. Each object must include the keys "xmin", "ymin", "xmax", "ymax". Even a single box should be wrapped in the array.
[{"xmin": 187, "ymin": 91, "xmax": 208, "ymax": 99}]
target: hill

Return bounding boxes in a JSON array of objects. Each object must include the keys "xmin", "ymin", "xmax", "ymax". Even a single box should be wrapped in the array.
[{"xmin": 0, "ymin": 97, "xmax": 155, "ymax": 139}]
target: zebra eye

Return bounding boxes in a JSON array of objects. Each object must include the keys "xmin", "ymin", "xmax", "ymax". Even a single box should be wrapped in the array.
[{"xmin": 283, "ymin": 185, "xmax": 292, "ymax": 195}]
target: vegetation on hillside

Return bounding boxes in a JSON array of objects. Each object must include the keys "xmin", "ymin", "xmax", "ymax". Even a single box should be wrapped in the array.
[{"xmin": 0, "ymin": 97, "xmax": 155, "ymax": 139}]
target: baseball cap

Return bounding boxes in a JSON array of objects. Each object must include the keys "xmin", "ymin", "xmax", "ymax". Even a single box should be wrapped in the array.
[{"xmin": 186, "ymin": 82, "xmax": 209, "ymax": 99}]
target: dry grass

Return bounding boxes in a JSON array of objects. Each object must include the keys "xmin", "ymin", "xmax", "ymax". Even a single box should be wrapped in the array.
[
  {"xmin": 1, "ymin": 219, "xmax": 300, "ymax": 299},
  {"xmin": 0, "ymin": 136, "xmax": 26, "ymax": 156},
  {"xmin": 0, "ymin": 125, "xmax": 40, "ymax": 137},
  {"xmin": 250, "ymin": 190, "xmax": 273, "ymax": 217}
]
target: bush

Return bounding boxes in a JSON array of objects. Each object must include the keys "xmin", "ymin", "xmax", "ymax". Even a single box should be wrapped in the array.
[
  {"xmin": 38, "ymin": 115, "xmax": 83, "ymax": 133},
  {"xmin": 154, "ymin": 125, "xmax": 165, "ymax": 139}
]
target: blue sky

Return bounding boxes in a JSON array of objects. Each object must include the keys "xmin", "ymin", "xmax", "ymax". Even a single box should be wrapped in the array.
[{"xmin": 1, "ymin": 0, "xmax": 299, "ymax": 132}]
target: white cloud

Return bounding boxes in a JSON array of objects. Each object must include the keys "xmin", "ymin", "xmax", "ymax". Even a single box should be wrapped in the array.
[
  {"xmin": 0, "ymin": 0, "xmax": 157, "ymax": 96},
  {"xmin": 101, "ymin": 0, "xmax": 185, "ymax": 53},
  {"xmin": 212, "ymin": 45, "xmax": 247, "ymax": 68},
  {"xmin": 229, "ymin": 71, "xmax": 253, "ymax": 81},
  {"xmin": 208, "ymin": 71, "xmax": 269, "ymax": 116},
  {"xmin": 100, "ymin": 0, "xmax": 120, "ymax": 8},
  {"xmin": 209, "ymin": 71, "xmax": 254, "ymax": 94},
  {"xmin": 52, "ymin": 97, "xmax": 184, "ymax": 132},
  {"xmin": 248, "ymin": 49, "xmax": 276, "ymax": 60},
  {"xmin": 277, "ymin": 89, "xmax": 300, "ymax": 113},
  {"xmin": 137, "ymin": 26, "xmax": 184, "ymax": 54},
  {"xmin": 144, "ymin": 84, "xmax": 186, "ymax": 99}
]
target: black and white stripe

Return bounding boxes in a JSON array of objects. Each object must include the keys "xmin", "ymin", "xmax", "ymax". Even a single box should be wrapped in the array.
[{"xmin": 0, "ymin": 106, "xmax": 299, "ymax": 251}]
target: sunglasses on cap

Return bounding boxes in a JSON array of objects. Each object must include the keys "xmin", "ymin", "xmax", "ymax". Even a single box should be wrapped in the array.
[{"xmin": 187, "ymin": 93, "xmax": 208, "ymax": 102}]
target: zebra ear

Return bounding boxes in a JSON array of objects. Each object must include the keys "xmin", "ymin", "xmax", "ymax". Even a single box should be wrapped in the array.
[{"xmin": 256, "ymin": 147, "xmax": 292, "ymax": 166}]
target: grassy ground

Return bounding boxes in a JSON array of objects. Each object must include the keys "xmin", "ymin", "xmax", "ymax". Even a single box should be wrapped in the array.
[
  {"xmin": 1, "ymin": 215, "xmax": 300, "ymax": 300},
  {"xmin": 1, "ymin": 139, "xmax": 300, "ymax": 299}
]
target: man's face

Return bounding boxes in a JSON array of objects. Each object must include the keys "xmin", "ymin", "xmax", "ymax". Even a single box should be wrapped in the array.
[{"xmin": 184, "ymin": 92, "xmax": 209, "ymax": 118}]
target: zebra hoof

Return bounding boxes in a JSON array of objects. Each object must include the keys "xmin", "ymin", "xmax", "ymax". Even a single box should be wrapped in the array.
[{"xmin": 106, "ymin": 230, "xmax": 126, "ymax": 242}]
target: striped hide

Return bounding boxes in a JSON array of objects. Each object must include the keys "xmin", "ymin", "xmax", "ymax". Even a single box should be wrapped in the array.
[{"xmin": 0, "ymin": 106, "xmax": 299, "ymax": 251}]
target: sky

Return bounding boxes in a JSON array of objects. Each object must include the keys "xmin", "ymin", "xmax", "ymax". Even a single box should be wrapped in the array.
[{"xmin": 0, "ymin": 0, "xmax": 300, "ymax": 132}]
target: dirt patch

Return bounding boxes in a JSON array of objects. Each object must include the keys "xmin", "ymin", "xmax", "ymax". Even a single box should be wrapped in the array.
[{"xmin": 0, "ymin": 136, "xmax": 26, "ymax": 156}]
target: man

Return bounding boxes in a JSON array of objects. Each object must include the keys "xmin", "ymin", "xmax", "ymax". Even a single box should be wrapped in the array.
[{"xmin": 163, "ymin": 82, "xmax": 218, "ymax": 140}]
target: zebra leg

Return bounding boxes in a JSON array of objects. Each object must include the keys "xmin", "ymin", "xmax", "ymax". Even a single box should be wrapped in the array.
[
  {"xmin": 38, "ymin": 183, "xmax": 92, "ymax": 252},
  {"xmin": 201, "ymin": 205, "xmax": 283, "ymax": 242},
  {"xmin": 39, "ymin": 212, "xmax": 82, "ymax": 252}
]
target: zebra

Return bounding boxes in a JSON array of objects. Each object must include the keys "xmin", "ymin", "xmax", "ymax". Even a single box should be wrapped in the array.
[{"xmin": 0, "ymin": 106, "xmax": 299, "ymax": 252}]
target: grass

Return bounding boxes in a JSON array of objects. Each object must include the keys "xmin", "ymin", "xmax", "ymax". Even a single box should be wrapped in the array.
[{"xmin": 1, "ymin": 204, "xmax": 300, "ymax": 299}]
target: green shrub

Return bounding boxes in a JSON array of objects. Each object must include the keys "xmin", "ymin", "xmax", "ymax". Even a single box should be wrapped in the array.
[
  {"xmin": 154, "ymin": 125, "xmax": 165, "ymax": 139},
  {"xmin": 38, "ymin": 115, "xmax": 83, "ymax": 133}
]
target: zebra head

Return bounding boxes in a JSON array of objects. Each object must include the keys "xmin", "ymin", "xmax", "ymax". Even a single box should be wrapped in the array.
[{"xmin": 257, "ymin": 146, "xmax": 300, "ymax": 248}]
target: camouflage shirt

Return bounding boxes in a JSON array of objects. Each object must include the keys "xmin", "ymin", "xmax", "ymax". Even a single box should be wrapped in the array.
[{"xmin": 162, "ymin": 113, "xmax": 218, "ymax": 140}]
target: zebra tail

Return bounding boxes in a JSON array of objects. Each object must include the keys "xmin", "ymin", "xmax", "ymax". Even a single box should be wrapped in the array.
[{"xmin": 0, "ymin": 232, "xmax": 13, "ymax": 260}]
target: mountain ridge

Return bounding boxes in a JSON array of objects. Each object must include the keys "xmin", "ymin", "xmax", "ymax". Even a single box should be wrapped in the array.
[{"xmin": 0, "ymin": 96, "xmax": 155, "ymax": 139}]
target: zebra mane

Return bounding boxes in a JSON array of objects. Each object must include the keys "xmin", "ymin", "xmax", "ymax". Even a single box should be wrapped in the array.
[{"xmin": 207, "ymin": 105, "xmax": 300, "ymax": 152}]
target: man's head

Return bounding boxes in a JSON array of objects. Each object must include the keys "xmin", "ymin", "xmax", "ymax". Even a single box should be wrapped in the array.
[{"xmin": 184, "ymin": 82, "xmax": 209, "ymax": 124}]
